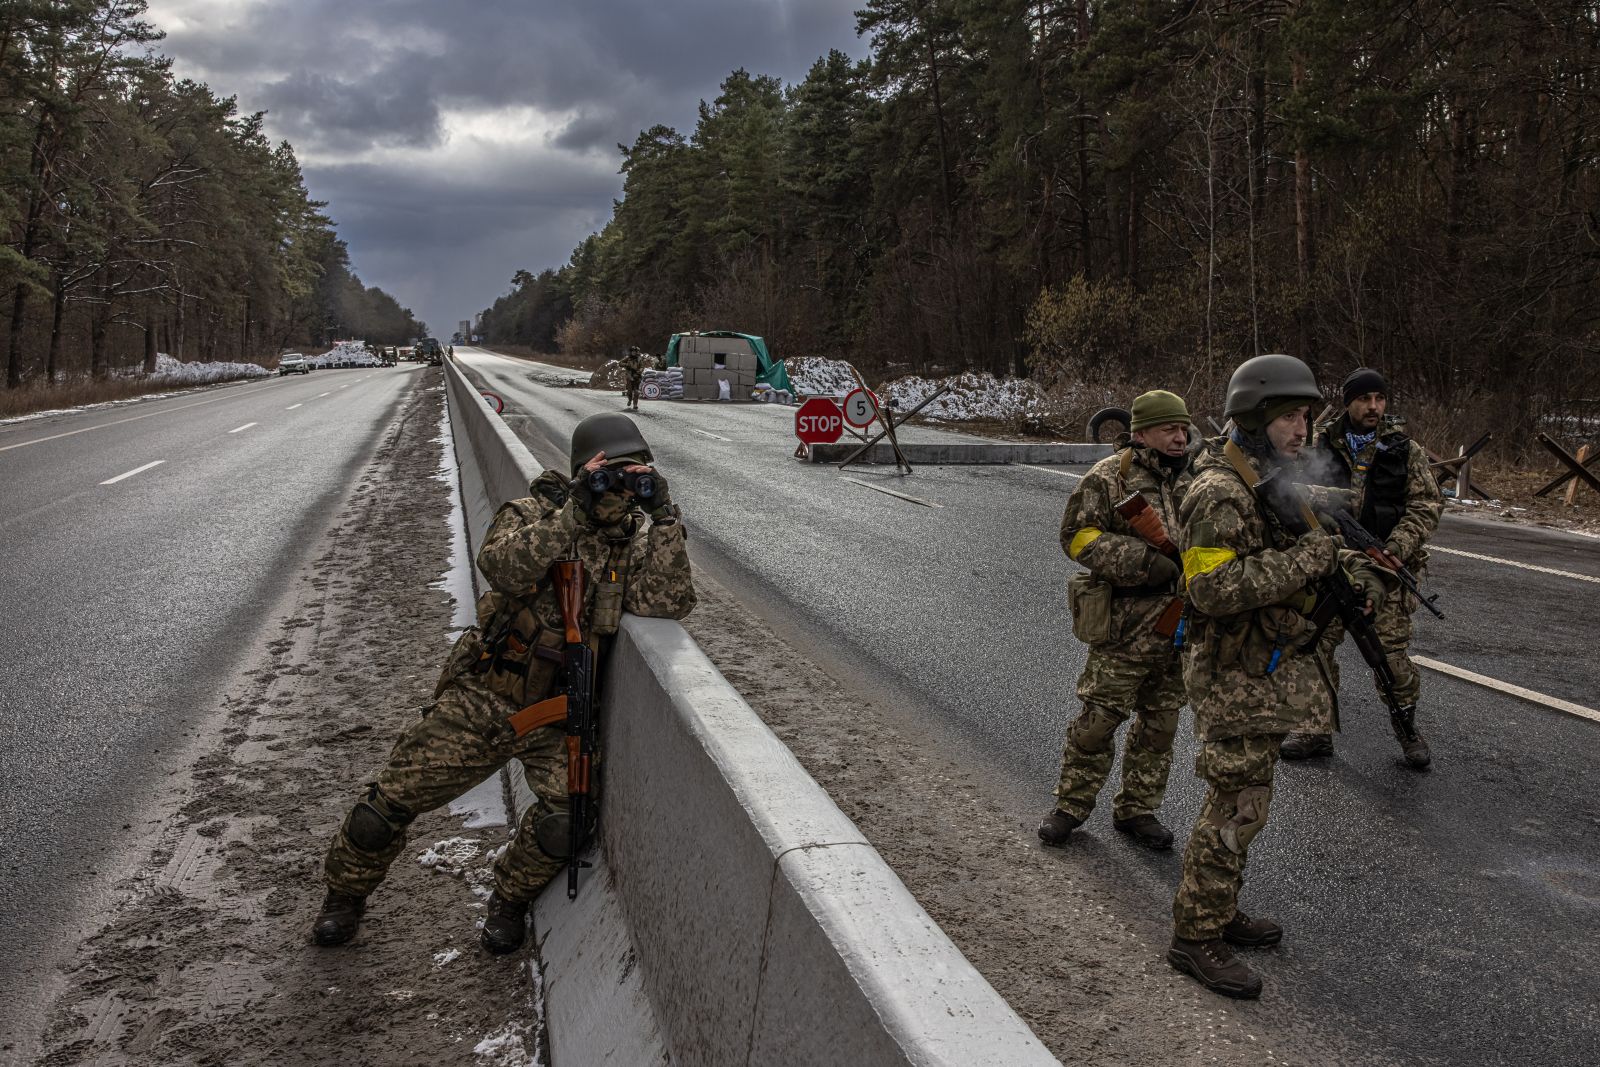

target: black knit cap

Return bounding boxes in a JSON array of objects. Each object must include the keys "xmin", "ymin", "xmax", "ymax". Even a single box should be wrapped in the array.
[{"xmin": 1341, "ymin": 367, "xmax": 1388, "ymax": 406}]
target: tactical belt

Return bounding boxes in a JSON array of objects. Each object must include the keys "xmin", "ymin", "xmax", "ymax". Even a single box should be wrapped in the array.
[{"xmin": 1112, "ymin": 582, "xmax": 1178, "ymax": 598}]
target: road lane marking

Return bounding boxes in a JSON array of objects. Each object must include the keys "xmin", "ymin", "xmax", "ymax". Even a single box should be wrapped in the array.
[
  {"xmin": 101, "ymin": 460, "xmax": 165, "ymax": 485},
  {"xmin": 841, "ymin": 477, "xmax": 943, "ymax": 508},
  {"xmin": 317, "ymin": 392, "xmax": 331, "ymax": 398},
  {"xmin": 0, "ymin": 390, "xmax": 259, "ymax": 452},
  {"xmin": 1015, "ymin": 463, "xmax": 1085, "ymax": 480},
  {"xmin": 338, "ymin": 384, "xmax": 349, "ymax": 389},
  {"xmin": 691, "ymin": 429, "xmax": 730, "ymax": 441},
  {"xmin": 286, "ymin": 403, "xmax": 302, "ymax": 410},
  {"xmin": 227, "ymin": 422, "xmax": 257, "ymax": 434},
  {"xmin": 1413, "ymin": 656, "xmax": 1600, "ymax": 725},
  {"xmin": 1427, "ymin": 545, "xmax": 1600, "ymax": 585}
]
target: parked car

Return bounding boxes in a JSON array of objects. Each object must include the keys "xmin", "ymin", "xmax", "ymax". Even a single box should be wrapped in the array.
[{"xmin": 279, "ymin": 355, "xmax": 311, "ymax": 375}]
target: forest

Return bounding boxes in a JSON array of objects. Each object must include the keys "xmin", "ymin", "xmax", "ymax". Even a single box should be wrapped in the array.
[
  {"xmin": 479, "ymin": 0, "xmax": 1600, "ymax": 448},
  {"xmin": 0, "ymin": 0, "xmax": 422, "ymax": 393}
]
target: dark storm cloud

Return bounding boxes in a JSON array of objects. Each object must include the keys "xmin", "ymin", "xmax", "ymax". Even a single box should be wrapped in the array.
[{"xmin": 146, "ymin": 0, "xmax": 864, "ymax": 330}]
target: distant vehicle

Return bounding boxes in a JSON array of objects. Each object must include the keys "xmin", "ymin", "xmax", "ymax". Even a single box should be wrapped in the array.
[
  {"xmin": 279, "ymin": 355, "xmax": 311, "ymax": 376},
  {"xmin": 416, "ymin": 337, "xmax": 445, "ymax": 366}
]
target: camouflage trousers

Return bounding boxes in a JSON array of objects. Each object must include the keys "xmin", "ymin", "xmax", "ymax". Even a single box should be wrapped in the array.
[
  {"xmin": 1172, "ymin": 734, "xmax": 1284, "ymax": 940},
  {"xmin": 1053, "ymin": 651, "xmax": 1185, "ymax": 822},
  {"xmin": 323, "ymin": 676, "xmax": 570, "ymax": 902},
  {"xmin": 1303, "ymin": 578, "xmax": 1423, "ymax": 733}
]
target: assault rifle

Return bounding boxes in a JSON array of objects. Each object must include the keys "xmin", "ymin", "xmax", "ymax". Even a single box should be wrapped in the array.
[
  {"xmin": 509, "ymin": 558, "xmax": 597, "ymax": 900},
  {"xmin": 1256, "ymin": 472, "xmax": 1424, "ymax": 744},
  {"xmin": 1113, "ymin": 492, "xmax": 1186, "ymax": 642},
  {"xmin": 1318, "ymin": 504, "xmax": 1444, "ymax": 619}
]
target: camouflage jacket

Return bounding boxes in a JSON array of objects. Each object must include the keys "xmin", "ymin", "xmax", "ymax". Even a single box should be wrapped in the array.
[
  {"xmin": 437, "ymin": 471, "xmax": 696, "ymax": 705},
  {"xmin": 1178, "ymin": 439, "xmax": 1376, "ymax": 741},
  {"xmin": 1313, "ymin": 413, "xmax": 1442, "ymax": 566},
  {"xmin": 1061, "ymin": 444, "xmax": 1192, "ymax": 661},
  {"xmin": 619, "ymin": 353, "xmax": 646, "ymax": 381}
]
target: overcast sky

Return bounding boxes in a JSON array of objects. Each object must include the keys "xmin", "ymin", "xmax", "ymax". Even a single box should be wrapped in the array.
[{"xmin": 143, "ymin": 0, "xmax": 865, "ymax": 336}]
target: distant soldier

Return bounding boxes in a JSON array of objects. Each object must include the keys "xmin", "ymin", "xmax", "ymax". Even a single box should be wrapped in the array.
[
  {"xmin": 1167, "ymin": 355, "xmax": 1388, "ymax": 999},
  {"xmin": 620, "ymin": 346, "xmax": 647, "ymax": 410},
  {"xmin": 312, "ymin": 413, "xmax": 696, "ymax": 954},
  {"xmin": 1281, "ymin": 367, "xmax": 1441, "ymax": 768},
  {"xmin": 1039, "ymin": 390, "xmax": 1193, "ymax": 851}
]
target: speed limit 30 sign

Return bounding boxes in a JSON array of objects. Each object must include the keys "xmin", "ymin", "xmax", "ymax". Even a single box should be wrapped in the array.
[{"xmin": 842, "ymin": 387, "xmax": 879, "ymax": 429}]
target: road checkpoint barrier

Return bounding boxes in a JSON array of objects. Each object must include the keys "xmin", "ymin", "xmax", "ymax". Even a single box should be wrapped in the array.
[
  {"xmin": 442, "ymin": 356, "xmax": 1055, "ymax": 1065},
  {"xmin": 807, "ymin": 440, "xmax": 1112, "ymax": 465}
]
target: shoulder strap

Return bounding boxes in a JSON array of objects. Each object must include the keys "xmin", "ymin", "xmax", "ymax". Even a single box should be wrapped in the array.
[{"xmin": 1222, "ymin": 439, "xmax": 1260, "ymax": 492}]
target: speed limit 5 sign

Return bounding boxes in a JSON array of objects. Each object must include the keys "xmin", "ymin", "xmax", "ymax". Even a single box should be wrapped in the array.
[{"xmin": 842, "ymin": 387, "xmax": 879, "ymax": 428}]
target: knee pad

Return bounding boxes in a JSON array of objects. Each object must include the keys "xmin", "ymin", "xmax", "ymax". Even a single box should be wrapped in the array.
[
  {"xmin": 1069, "ymin": 705, "xmax": 1123, "ymax": 754},
  {"xmin": 1217, "ymin": 785, "xmax": 1272, "ymax": 855},
  {"xmin": 1129, "ymin": 708, "xmax": 1179, "ymax": 754},
  {"xmin": 344, "ymin": 786, "xmax": 414, "ymax": 852}
]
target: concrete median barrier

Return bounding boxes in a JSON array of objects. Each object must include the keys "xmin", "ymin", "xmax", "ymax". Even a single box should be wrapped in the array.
[
  {"xmin": 443, "ymin": 356, "xmax": 1056, "ymax": 1066},
  {"xmin": 806, "ymin": 440, "xmax": 1111, "ymax": 465}
]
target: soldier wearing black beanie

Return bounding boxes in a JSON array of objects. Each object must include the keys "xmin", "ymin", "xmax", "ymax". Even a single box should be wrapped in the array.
[{"xmin": 1341, "ymin": 367, "xmax": 1388, "ymax": 406}]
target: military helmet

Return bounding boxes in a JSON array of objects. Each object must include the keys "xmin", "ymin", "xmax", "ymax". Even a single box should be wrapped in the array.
[
  {"xmin": 569, "ymin": 412, "xmax": 652, "ymax": 476},
  {"xmin": 1224, "ymin": 354, "xmax": 1321, "ymax": 419}
]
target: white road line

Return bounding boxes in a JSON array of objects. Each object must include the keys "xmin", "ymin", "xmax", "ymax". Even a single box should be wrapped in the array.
[
  {"xmin": 227, "ymin": 422, "xmax": 257, "ymax": 434},
  {"xmin": 337, "ymin": 384, "xmax": 349, "ymax": 390},
  {"xmin": 1015, "ymin": 463, "xmax": 1085, "ymax": 480},
  {"xmin": 317, "ymin": 392, "xmax": 331, "ymax": 398},
  {"xmin": 1428, "ymin": 545, "xmax": 1600, "ymax": 585},
  {"xmin": 286, "ymin": 403, "xmax": 302, "ymax": 410},
  {"xmin": 0, "ymin": 391, "xmax": 253, "ymax": 452},
  {"xmin": 100, "ymin": 460, "xmax": 164, "ymax": 485},
  {"xmin": 841, "ymin": 476, "xmax": 943, "ymax": 508},
  {"xmin": 691, "ymin": 428, "xmax": 730, "ymax": 441},
  {"xmin": 1413, "ymin": 656, "xmax": 1600, "ymax": 725}
]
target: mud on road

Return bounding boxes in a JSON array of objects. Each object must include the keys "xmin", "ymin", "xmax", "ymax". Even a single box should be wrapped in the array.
[{"xmin": 29, "ymin": 374, "xmax": 542, "ymax": 1066}]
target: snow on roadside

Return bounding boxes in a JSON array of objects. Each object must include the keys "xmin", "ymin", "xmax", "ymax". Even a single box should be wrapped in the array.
[
  {"xmin": 884, "ymin": 371, "xmax": 1045, "ymax": 421},
  {"xmin": 448, "ymin": 773, "xmax": 509, "ymax": 830},
  {"xmin": 432, "ymin": 394, "xmax": 478, "ymax": 638},
  {"xmin": 472, "ymin": 960, "xmax": 545, "ymax": 1065},
  {"xmin": 145, "ymin": 351, "xmax": 271, "ymax": 384},
  {"xmin": 786, "ymin": 356, "xmax": 859, "ymax": 396}
]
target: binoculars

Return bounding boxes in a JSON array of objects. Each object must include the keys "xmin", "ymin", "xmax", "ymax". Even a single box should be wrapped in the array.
[{"xmin": 586, "ymin": 464, "xmax": 656, "ymax": 502}]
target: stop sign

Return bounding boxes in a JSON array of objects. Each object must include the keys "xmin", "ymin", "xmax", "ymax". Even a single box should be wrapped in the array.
[{"xmin": 794, "ymin": 397, "xmax": 843, "ymax": 444}]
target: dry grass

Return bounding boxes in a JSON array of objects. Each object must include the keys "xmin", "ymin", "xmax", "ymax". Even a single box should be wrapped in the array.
[{"xmin": 0, "ymin": 375, "xmax": 253, "ymax": 420}]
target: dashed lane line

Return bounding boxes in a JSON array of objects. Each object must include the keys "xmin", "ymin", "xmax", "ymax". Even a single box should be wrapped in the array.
[
  {"xmin": 0, "ymin": 390, "xmax": 264, "ymax": 452},
  {"xmin": 1414, "ymin": 656, "xmax": 1600, "ymax": 725},
  {"xmin": 1427, "ymin": 545, "xmax": 1600, "ymax": 585},
  {"xmin": 227, "ymin": 423, "xmax": 257, "ymax": 434},
  {"xmin": 690, "ymin": 429, "xmax": 730, "ymax": 441},
  {"xmin": 286, "ymin": 403, "xmax": 303, "ymax": 410},
  {"xmin": 1015, "ymin": 463, "xmax": 1085, "ymax": 480},
  {"xmin": 100, "ymin": 460, "xmax": 165, "ymax": 485},
  {"xmin": 316, "ymin": 392, "xmax": 331, "ymax": 398},
  {"xmin": 841, "ymin": 477, "xmax": 943, "ymax": 508}
]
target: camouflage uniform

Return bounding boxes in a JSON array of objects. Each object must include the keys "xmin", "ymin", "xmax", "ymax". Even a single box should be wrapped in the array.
[
  {"xmin": 322, "ymin": 470, "xmax": 696, "ymax": 902},
  {"xmin": 1054, "ymin": 445, "xmax": 1191, "ymax": 822},
  {"xmin": 620, "ymin": 350, "xmax": 646, "ymax": 410},
  {"xmin": 1172, "ymin": 439, "xmax": 1373, "ymax": 939},
  {"xmin": 1300, "ymin": 414, "xmax": 1442, "ymax": 731}
]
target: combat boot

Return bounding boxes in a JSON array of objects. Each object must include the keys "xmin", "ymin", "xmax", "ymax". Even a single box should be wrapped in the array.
[
  {"xmin": 1037, "ymin": 808, "xmax": 1083, "ymax": 846},
  {"xmin": 1392, "ymin": 710, "xmax": 1431, "ymax": 769},
  {"xmin": 1167, "ymin": 936, "xmax": 1263, "ymax": 999},
  {"xmin": 1280, "ymin": 732, "xmax": 1333, "ymax": 760},
  {"xmin": 311, "ymin": 891, "xmax": 366, "ymax": 946},
  {"xmin": 1222, "ymin": 909, "xmax": 1283, "ymax": 948},
  {"xmin": 1112, "ymin": 814, "xmax": 1174, "ymax": 851},
  {"xmin": 481, "ymin": 890, "xmax": 530, "ymax": 955}
]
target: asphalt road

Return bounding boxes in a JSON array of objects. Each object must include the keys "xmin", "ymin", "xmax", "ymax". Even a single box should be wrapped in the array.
[
  {"xmin": 458, "ymin": 347, "xmax": 1600, "ymax": 1067},
  {"xmin": 0, "ymin": 365, "xmax": 423, "ymax": 1041}
]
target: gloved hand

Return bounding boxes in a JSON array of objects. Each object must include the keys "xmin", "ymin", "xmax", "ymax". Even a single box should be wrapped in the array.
[
  {"xmin": 531, "ymin": 470, "xmax": 569, "ymax": 508},
  {"xmin": 1349, "ymin": 565, "xmax": 1391, "ymax": 616},
  {"xmin": 1145, "ymin": 551, "xmax": 1181, "ymax": 588},
  {"xmin": 627, "ymin": 466, "xmax": 673, "ymax": 519},
  {"xmin": 1290, "ymin": 528, "xmax": 1339, "ymax": 580}
]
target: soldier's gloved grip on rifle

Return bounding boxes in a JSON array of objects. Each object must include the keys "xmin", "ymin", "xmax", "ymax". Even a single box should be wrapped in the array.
[
  {"xmin": 1144, "ymin": 550, "xmax": 1181, "ymax": 588},
  {"xmin": 1349, "ymin": 565, "xmax": 1390, "ymax": 614}
]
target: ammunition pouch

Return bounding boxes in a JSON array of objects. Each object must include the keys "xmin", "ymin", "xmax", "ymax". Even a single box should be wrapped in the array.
[
  {"xmin": 1210, "ymin": 602, "xmax": 1314, "ymax": 677},
  {"xmin": 591, "ymin": 577, "xmax": 625, "ymax": 636},
  {"xmin": 1067, "ymin": 572, "xmax": 1113, "ymax": 645}
]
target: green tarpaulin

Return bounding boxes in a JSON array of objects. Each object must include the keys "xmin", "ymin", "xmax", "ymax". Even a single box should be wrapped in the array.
[{"xmin": 664, "ymin": 331, "xmax": 794, "ymax": 393}]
